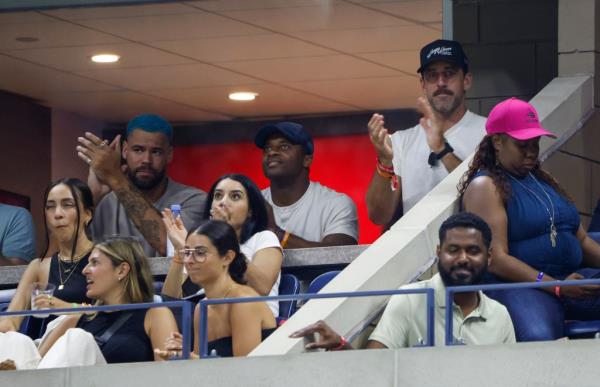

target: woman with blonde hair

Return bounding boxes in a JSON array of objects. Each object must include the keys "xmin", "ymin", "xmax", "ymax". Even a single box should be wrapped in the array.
[{"xmin": 0, "ymin": 237, "xmax": 177, "ymax": 369}]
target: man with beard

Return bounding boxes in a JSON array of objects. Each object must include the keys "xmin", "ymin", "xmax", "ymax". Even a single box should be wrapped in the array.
[
  {"xmin": 366, "ymin": 40, "xmax": 486, "ymax": 226},
  {"xmin": 76, "ymin": 114, "xmax": 206, "ymax": 257},
  {"xmin": 289, "ymin": 212, "xmax": 515, "ymax": 349},
  {"xmin": 255, "ymin": 122, "xmax": 358, "ymax": 248}
]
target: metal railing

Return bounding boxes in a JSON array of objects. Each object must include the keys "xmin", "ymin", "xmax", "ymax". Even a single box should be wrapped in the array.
[
  {"xmin": 198, "ymin": 288, "xmax": 435, "ymax": 358},
  {"xmin": 0, "ymin": 300, "xmax": 193, "ymax": 359},
  {"xmin": 445, "ymin": 278, "xmax": 600, "ymax": 345}
]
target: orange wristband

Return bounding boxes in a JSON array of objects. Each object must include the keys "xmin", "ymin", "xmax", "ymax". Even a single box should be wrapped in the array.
[
  {"xmin": 172, "ymin": 252, "xmax": 184, "ymax": 264},
  {"xmin": 554, "ymin": 285, "xmax": 561, "ymax": 298},
  {"xmin": 281, "ymin": 231, "xmax": 291, "ymax": 248}
]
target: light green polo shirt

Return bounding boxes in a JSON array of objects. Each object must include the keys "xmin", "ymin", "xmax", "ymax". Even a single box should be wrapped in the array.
[{"xmin": 369, "ymin": 273, "xmax": 516, "ymax": 348}]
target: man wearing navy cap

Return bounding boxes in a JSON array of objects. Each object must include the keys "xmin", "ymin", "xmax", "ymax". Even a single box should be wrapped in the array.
[
  {"xmin": 255, "ymin": 122, "xmax": 358, "ymax": 248},
  {"xmin": 366, "ymin": 39, "xmax": 486, "ymax": 226},
  {"xmin": 76, "ymin": 114, "xmax": 206, "ymax": 257}
]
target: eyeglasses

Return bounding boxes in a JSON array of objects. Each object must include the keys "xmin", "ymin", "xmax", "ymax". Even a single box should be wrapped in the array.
[
  {"xmin": 178, "ymin": 248, "xmax": 210, "ymax": 262},
  {"xmin": 422, "ymin": 68, "xmax": 459, "ymax": 83}
]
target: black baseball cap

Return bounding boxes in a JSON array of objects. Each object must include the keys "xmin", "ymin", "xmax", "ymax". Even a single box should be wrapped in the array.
[
  {"xmin": 417, "ymin": 39, "xmax": 469, "ymax": 74},
  {"xmin": 255, "ymin": 122, "xmax": 314, "ymax": 155}
]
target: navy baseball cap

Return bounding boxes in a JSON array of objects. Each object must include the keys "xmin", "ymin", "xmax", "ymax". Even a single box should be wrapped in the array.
[
  {"xmin": 254, "ymin": 122, "xmax": 314, "ymax": 155},
  {"xmin": 417, "ymin": 39, "xmax": 469, "ymax": 74}
]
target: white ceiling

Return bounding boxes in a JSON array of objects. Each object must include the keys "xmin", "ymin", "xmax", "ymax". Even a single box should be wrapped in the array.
[{"xmin": 0, "ymin": 0, "xmax": 442, "ymax": 123}]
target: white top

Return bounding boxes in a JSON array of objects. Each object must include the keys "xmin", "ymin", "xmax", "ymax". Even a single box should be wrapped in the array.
[
  {"xmin": 241, "ymin": 230, "xmax": 282, "ymax": 317},
  {"xmin": 390, "ymin": 110, "xmax": 486, "ymax": 212},
  {"xmin": 262, "ymin": 181, "xmax": 358, "ymax": 242},
  {"xmin": 369, "ymin": 274, "xmax": 515, "ymax": 348}
]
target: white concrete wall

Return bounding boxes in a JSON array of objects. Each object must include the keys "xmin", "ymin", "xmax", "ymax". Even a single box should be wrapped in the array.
[{"xmin": 3, "ymin": 340, "xmax": 599, "ymax": 387}]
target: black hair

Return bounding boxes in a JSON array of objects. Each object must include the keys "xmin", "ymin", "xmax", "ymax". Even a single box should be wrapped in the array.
[
  {"xmin": 42, "ymin": 178, "xmax": 94, "ymax": 260},
  {"xmin": 187, "ymin": 220, "xmax": 247, "ymax": 285},
  {"xmin": 439, "ymin": 212, "xmax": 492, "ymax": 249},
  {"xmin": 202, "ymin": 174, "xmax": 268, "ymax": 244},
  {"xmin": 458, "ymin": 135, "xmax": 570, "ymax": 205}
]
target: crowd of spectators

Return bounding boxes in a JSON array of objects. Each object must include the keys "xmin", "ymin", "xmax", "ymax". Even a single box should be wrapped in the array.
[{"xmin": 1, "ymin": 38, "xmax": 600, "ymax": 370}]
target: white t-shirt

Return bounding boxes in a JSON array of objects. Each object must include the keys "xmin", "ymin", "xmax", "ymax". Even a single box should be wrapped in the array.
[
  {"xmin": 241, "ymin": 230, "xmax": 282, "ymax": 317},
  {"xmin": 390, "ymin": 110, "xmax": 486, "ymax": 212},
  {"xmin": 262, "ymin": 181, "xmax": 358, "ymax": 242}
]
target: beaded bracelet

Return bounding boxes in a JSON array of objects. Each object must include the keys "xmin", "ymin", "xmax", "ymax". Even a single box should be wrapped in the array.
[
  {"xmin": 536, "ymin": 272, "xmax": 544, "ymax": 282},
  {"xmin": 331, "ymin": 336, "xmax": 348, "ymax": 351}
]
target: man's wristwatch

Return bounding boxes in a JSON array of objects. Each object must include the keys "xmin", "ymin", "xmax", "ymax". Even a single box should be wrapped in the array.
[{"xmin": 428, "ymin": 141, "xmax": 454, "ymax": 166}]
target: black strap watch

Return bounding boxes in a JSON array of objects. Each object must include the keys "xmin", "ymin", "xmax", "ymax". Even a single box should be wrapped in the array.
[{"xmin": 428, "ymin": 141, "xmax": 454, "ymax": 166}]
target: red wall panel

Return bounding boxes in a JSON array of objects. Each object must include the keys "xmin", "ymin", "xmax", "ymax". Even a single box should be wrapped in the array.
[{"xmin": 168, "ymin": 134, "xmax": 381, "ymax": 243}]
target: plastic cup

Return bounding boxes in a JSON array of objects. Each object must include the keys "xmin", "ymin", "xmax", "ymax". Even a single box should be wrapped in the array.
[{"xmin": 30, "ymin": 282, "xmax": 56, "ymax": 318}]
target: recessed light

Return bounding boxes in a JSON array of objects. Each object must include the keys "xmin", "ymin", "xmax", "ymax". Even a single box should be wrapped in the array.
[
  {"xmin": 15, "ymin": 36, "xmax": 39, "ymax": 43},
  {"xmin": 91, "ymin": 54, "xmax": 120, "ymax": 63},
  {"xmin": 228, "ymin": 92, "xmax": 258, "ymax": 101}
]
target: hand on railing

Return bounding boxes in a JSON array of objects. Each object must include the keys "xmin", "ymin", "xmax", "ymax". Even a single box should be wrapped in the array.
[{"xmin": 289, "ymin": 320, "xmax": 349, "ymax": 351}]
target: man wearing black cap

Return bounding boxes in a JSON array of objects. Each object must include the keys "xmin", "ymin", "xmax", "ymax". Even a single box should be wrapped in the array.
[
  {"xmin": 255, "ymin": 122, "xmax": 358, "ymax": 248},
  {"xmin": 366, "ymin": 39, "xmax": 486, "ymax": 226}
]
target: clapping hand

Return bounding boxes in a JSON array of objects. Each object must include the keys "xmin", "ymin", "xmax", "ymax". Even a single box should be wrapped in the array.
[
  {"xmin": 416, "ymin": 96, "xmax": 445, "ymax": 153},
  {"xmin": 76, "ymin": 133, "xmax": 123, "ymax": 187},
  {"xmin": 367, "ymin": 113, "xmax": 394, "ymax": 166}
]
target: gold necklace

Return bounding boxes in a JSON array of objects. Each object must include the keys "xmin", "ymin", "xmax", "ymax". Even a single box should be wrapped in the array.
[{"xmin": 56, "ymin": 248, "xmax": 92, "ymax": 291}]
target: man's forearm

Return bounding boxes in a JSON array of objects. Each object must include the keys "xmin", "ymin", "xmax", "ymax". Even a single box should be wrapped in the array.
[
  {"xmin": 112, "ymin": 178, "xmax": 167, "ymax": 255},
  {"xmin": 439, "ymin": 153, "xmax": 462, "ymax": 173},
  {"xmin": 365, "ymin": 171, "xmax": 401, "ymax": 225}
]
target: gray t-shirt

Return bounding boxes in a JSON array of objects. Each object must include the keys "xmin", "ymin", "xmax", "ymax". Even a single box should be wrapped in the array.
[
  {"xmin": 91, "ymin": 179, "xmax": 206, "ymax": 257},
  {"xmin": 262, "ymin": 181, "xmax": 358, "ymax": 242}
]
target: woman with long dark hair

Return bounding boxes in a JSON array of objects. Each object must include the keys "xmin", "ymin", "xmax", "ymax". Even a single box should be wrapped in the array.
[
  {"xmin": 162, "ymin": 174, "xmax": 282, "ymax": 316},
  {"xmin": 0, "ymin": 178, "xmax": 95, "ymax": 333},
  {"xmin": 157, "ymin": 220, "xmax": 276, "ymax": 358},
  {"xmin": 459, "ymin": 98, "xmax": 600, "ymax": 341}
]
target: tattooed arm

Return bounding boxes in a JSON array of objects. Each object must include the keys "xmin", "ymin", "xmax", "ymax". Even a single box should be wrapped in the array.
[
  {"xmin": 77, "ymin": 132, "xmax": 167, "ymax": 256},
  {"xmin": 112, "ymin": 179, "xmax": 167, "ymax": 255}
]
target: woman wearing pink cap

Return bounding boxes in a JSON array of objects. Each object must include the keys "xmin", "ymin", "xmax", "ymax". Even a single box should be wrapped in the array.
[{"xmin": 459, "ymin": 97, "xmax": 600, "ymax": 342}]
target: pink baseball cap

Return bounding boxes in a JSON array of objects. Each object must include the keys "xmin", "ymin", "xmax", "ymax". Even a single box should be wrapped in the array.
[{"xmin": 486, "ymin": 97, "xmax": 557, "ymax": 140}]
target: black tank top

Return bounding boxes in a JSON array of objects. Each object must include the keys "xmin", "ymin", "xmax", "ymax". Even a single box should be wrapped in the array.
[
  {"xmin": 47, "ymin": 253, "xmax": 92, "ymax": 304},
  {"xmin": 76, "ymin": 309, "xmax": 153, "ymax": 363},
  {"xmin": 208, "ymin": 328, "xmax": 276, "ymax": 357}
]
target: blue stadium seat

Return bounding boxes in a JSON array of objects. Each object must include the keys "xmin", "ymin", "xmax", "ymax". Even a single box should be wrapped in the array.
[
  {"xmin": 0, "ymin": 288, "xmax": 16, "ymax": 303},
  {"xmin": 153, "ymin": 281, "xmax": 164, "ymax": 295},
  {"xmin": 307, "ymin": 271, "xmax": 341, "ymax": 294},
  {"xmin": 564, "ymin": 320, "xmax": 600, "ymax": 338},
  {"xmin": 277, "ymin": 274, "xmax": 300, "ymax": 325}
]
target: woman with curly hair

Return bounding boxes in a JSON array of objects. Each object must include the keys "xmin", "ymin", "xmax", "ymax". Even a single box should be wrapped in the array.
[{"xmin": 459, "ymin": 97, "xmax": 600, "ymax": 341}]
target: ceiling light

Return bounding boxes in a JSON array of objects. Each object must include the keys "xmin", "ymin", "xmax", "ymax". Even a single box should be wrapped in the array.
[
  {"xmin": 15, "ymin": 37, "xmax": 39, "ymax": 43},
  {"xmin": 91, "ymin": 54, "xmax": 120, "ymax": 63},
  {"xmin": 228, "ymin": 92, "xmax": 258, "ymax": 101}
]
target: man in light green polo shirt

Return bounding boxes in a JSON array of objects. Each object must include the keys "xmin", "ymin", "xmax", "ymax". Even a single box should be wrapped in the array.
[{"xmin": 290, "ymin": 212, "xmax": 516, "ymax": 349}]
